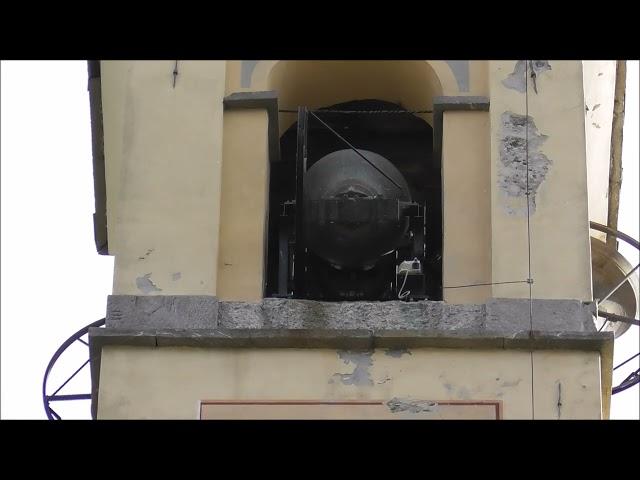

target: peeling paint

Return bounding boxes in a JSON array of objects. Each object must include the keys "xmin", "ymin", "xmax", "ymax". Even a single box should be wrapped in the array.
[
  {"xmin": 499, "ymin": 111, "xmax": 552, "ymax": 215},
  {"xmin": 136, "ymin": 273, "xmax": 162, "ymax": 294},
  {"xmin": 172, "ymin": 272, "xmax": 182, "ymax": 281},
  {"xmin": 329, "ymin": 350, "xmax": 374, "ymax": 386},
  {"xmin": 502, "ymin": 60, "xmax": 551, "ymax": 93},
  {"xmin": 384, "ymin": 348, "xmax": 412, "ymax": 358},
  {"xmin": 443, "ymin": 382, "xmax": 454, "ymax": 395},
  {"xmin": 138, "ymin": 248, "xmax": 154, "ymax": 260},
  {"xmin": 442, "ymin": 379, "xmax": 474, "ymax": 400},
  {"xmin": 386, "ymin": 398, "xmax": 438, "ymax": 414},
  {"xmin": 377, "ymin": 375, "xmax": 392, "ymax": 384}
]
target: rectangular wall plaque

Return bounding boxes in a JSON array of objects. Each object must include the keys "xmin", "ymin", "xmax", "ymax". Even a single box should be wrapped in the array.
[{"xmin": 199, "ymin": 400, "xmax": 502, "ymax": 419}]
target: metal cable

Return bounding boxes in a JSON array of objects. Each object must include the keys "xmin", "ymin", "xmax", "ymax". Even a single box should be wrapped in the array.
[
  {"xmin": 598, "ymin": 311, "xmax": 640, "ymax": 326},
  {"xmin": 397, "ymin": 270, "xmax": 411, "ymax": 300},
  {"xmin": 614, "ymin": 353, "xmax": 639, "ymax": 371},
  {"xmin": 613, "ymin": 368, "xmax": 640, "ymax": 394},
  {"xmin": 526, "ymin": 60, "xmax": 535, "ymax": 420},
  {"xmin": 50, "ymin": 358, "xmax": 90, "ymax": 398},
  {"xmin": 589, "ymin": 222, "xmax": 640, "ymax": 395},
  {"xmin": 307, "ymin": 110, "xmax": 403, "ymax": 191},
  {"xmin": 443, "ymin": 280, "xmax": 529, "ymax": 289}
]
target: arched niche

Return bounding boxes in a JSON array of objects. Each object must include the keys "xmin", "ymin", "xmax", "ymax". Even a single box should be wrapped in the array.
[
  {"xmin": 256, "ymin": 60, "xmax": 449, "ymax": 301},
  {"xmin": 259, "ymin": 60, "xmax": 445, "ymax": 133}
]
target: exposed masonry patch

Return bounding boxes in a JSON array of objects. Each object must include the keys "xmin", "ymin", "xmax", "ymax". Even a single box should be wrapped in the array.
[
  {"xmin": 499, "ymin": 111, "xmax": 552, "ymax": 216},
  {"xmin": 135, "ymin": 274, "xmax": 162, "ymax": 294},
  {"xmin": 384, "ymin": 348, "xmax": 412, "ymax": 358},
  {"xmin": 502, "ymin": 60, "xmax": 551, "ymax": 93},
  {"xmin": 330, "ymin": 350, "xmax": 374, "ymax": 386},
  {"xmin": 386, "ymin": 398, "xmax": 438, "ymax": 414}
]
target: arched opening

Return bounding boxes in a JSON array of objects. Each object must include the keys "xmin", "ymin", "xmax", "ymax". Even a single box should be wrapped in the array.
[
  {"xmin": 265, "ymin": 62, "xmax": 444, "ymax": 301},
  {"xmin": 268, "ymin": 60, "xmax": 442, "ymax": 132}
]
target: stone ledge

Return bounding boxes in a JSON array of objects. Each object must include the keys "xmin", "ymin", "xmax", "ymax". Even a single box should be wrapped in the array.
[
  {"xmin": 107, "ymin": 295, "xmax": 219, "ymax": 330},
  {"xmin": 107, "ymin": 296, "xmax": 597, "ymax": 333}
]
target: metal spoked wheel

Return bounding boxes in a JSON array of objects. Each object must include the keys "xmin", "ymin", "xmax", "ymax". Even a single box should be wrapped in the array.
[
  {"xmin": 42, "ymin": 318, "xmax": 105, "ymax": 420},
  {"xmin": 590, "ymin": 221, "xmax": 639, "ymax": 395}
]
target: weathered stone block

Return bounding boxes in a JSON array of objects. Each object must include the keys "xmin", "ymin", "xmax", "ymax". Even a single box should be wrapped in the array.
[{"xmin": 106, "ymin": 295, "xmax": 218, "ymax": 329}]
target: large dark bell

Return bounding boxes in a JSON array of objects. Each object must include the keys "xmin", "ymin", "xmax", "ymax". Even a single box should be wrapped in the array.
[{"xmin": 303, "ymin": 149, "xmax": 412, "ymax": 269}]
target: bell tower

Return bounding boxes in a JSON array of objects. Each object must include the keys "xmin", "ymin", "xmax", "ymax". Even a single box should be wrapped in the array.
[{"xmin": 68, "ymin": 60, "xmax": 637, "ymax": 419}]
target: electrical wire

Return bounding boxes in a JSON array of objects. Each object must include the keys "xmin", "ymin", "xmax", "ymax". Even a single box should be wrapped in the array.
[
  {"xmin": 443, "ymin": 280, "xmax": 529, "ymax": 289},
  {"xmin": 613, "ymin": 352, "xmax": 639, "ymax": 371},
  {"xmin": 525, "ymin": 60, "xmax": 535, "ymax": 420},
  {"xmin": 397, "ymin": 269, "xmax": 411, "ymax": 300}
]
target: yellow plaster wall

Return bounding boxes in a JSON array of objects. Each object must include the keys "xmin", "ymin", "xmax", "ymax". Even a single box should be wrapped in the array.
[
  {"xmin": 442, "ymin": 110, "xmax": 492, "ymax": 303},
  {"xmin": 582, "ymin": 61, "xmax": 616, "ymax": 242},
  {"xmin": 489, "ymin": 60, "xmax": 592, "ymax": 302},
  {"xmin": 100, "ymin": 60, "xmax": 591, "ymax": 304},
  {"xmin": 100, "ymin": 60, "xmax": 226, "ymax": 296},
  {"xmin": 217, "ymin": 109, "xmax": 270, "ymax": 301},
  {"xmin": 97, "ymin": 346, "xmax": 601, "ymax": 420}
]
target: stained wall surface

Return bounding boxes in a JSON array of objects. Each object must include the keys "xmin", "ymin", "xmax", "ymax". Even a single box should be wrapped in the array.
[
  {"xmin": 582, "ymin": 60, "xmax": 616, "ymax": 241},
  {"xmin": 97, "ymin": 346, "xmax": 602, "ymax": 420}
]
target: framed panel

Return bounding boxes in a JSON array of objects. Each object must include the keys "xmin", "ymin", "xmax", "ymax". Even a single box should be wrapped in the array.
[{"xmin": 199, "ymin": 400, "xmax": 502, "ymax": 420}]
